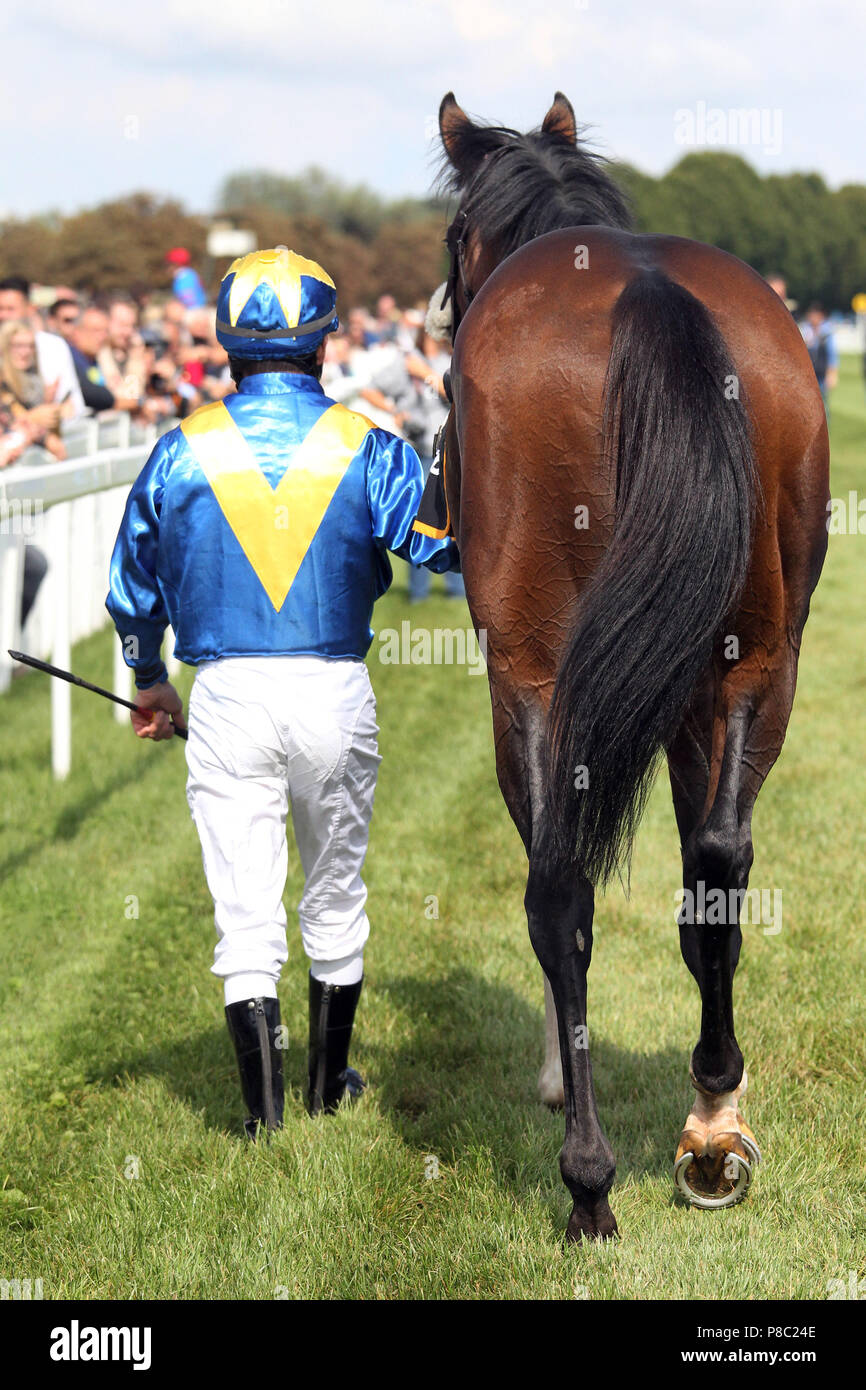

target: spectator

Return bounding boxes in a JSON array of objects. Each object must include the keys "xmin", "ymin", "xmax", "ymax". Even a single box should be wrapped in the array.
[
  {"xmin": 765, "ymin": 273, "xmax": 798, "ymax": 315},
  {"xmin": 137, "ymin": 299, "xmax": 231, "ymax": 418},
  {"xmin": 0, "ymin": 352, "xmax": 53, "ymax": 629},
  {"xmin": 373, "ymin": 293, "xmax": 399, "ymax": 343},
  {"xmin": 405, "ymin": 326, "xmax": 450, "ymax": 405},
  {"xmin": 153, "ymin": 299, "xmax": 204, "ymax": 416},
  {"xmin": 68, "ymin": 305, "xmax": 139, "ymax": 415},
  {"xmin": 185, "ymin": 306, "xmax": 222, "ymax": 376},
  {"xmin": 396, "ymin": 305, "xmax": 424, "ymax": 352},
  {"xmin": 160, "ymin": 297, "xmax": 189, "ymax": 353},
  {"xmin": 45, "ymin": 297, "xmax": 80, "ymax": 342},
  {"xmin": 0, "ymin": 320, "xmax": 66, "ymax": 460},
  {"xmin": 165, "ymin": 247, "xmax": 207, "ymax": 308},
  {"xmin": 345, "ymin": 305, "xmax": 377, "ymax": 349},
  {"xmin": 0, "ymin": 391, "xmax": 35, "ymax": 469},
  {"xmin": 345, "ymin": 308, "xmax": 416, "ymax": 435},
  {"xmin": 801, "ymin": 302, "xmax": 838, "ymax": 417},
  {"xmin": 0, "ymin": 275, "xmax": 85, "ymax": 419},
  {"xmin": 321, "ymin": 330, "xmax": 360, "ymax": 404},
  {"xmin": 186, "ymin": 307, "xmax": 232, "ymax": 400},
  {"xmin": 98, "ymin": 293, "xmax": 150, "ymax": 403},
  {"xmin": 765, "ymin": 273, "xmax": 787, "ymax": 301},
  {"xmin": 128, "ymin": 282, "xmax": 153, "ymax": 315}
]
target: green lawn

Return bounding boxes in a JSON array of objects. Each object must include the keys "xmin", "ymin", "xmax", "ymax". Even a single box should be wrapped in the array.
[{"xmin": 1, "ymin": 358, "xmax": 864, "ymax": 1300}]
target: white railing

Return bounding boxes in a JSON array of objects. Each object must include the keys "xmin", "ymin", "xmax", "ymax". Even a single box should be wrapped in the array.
[
  {"xmin": 0, "ymin": 420, "xmax": 180, "ymax": 779},
  {"xmin": 60, "ymin": 410, "xmax": 176, "ymax": 459}
]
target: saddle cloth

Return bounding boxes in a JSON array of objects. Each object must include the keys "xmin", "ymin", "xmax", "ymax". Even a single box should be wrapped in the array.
[{"xmin": 411, "ymin": 425, "xmax": 453, "ymax": 541}]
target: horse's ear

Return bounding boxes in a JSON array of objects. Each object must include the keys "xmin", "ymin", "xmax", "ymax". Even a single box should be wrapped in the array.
[
  {"xmin": 439, "ymin": 93, "xmax": 480, "ymax": 181},
  {"xmin": 541, "ymin": 92, "xmax": 577, "ymax": 144}
]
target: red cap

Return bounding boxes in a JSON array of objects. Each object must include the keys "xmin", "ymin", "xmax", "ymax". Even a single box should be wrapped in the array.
[{"xmin": 165, "ymin": 247, "xmax": 191, "ymax": 266}]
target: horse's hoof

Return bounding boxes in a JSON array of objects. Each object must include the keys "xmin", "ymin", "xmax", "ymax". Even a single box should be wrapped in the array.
[
  {"xmin": 674, "ymin": 1131, "xmax": 755, "ymax": 1208},
  {"xmin": 566, "ymin": 1198, "xmax": 619, "ymax": 1242},
  {"xmin": 673, "ymin": 1069, "xmax": 760, "ymax": 1208}
]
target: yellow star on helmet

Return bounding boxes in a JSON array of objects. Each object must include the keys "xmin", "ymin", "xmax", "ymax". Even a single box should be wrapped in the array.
[{"xmin": 226, "ymin": 247, "xmax": 335, "ymax": 330}]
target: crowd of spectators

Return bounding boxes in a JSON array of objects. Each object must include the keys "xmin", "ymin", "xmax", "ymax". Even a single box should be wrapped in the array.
[
  {"xmin": 0, "ymin": 251, "xmax": 464, "ymax": 614},
  {"xmin": 0, "ymin": 268, "xmax": 237, "ymax": 463},
  {"xmin": 0, "ymin": 261, "xmax": 454, "ymax": 454}
]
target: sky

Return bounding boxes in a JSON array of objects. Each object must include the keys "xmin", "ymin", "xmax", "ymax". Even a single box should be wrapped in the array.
[{"xmin": 3, "ymin": 0, "xmax": 864, "ymax": 219}]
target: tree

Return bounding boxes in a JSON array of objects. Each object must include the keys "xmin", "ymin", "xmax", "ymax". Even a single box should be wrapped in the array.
[
  {"xmin": 3, "ymin": 156, "xmax": 864, "ymax": 312},
  {"xmin": 831, "ymin": 185, "xmax": 866, "ymax": 307},
  {"xmin": 0, "ymin": 215, "xmax": 62, "ymax": 285},
  {"xmin": 219, "ymin": 167, "xmax": 386, "ymax": 241},
  {"xmin": 51, "ymin": 194, "xmax": 206, "ymax": 295},
  {"xmin": 218, "ymin": 166, "xmax": 449, "ymax": 243},
  {"xmin": 368, "ymin": 219, "xmax": 449, "ymax": 307}
]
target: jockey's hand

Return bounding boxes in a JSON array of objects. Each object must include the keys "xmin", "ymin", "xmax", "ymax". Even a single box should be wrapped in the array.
[{"xmin": 131, "ymin": 681, "xmax": 187, "ymax": 741}]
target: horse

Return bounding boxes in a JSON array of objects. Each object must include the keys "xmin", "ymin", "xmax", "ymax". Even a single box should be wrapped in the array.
[{"xmin": 436, "ymin": 92, "xmax": 829, "ymax": 1240}]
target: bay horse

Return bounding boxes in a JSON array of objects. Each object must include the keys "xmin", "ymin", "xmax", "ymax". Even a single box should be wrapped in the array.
[{"xmin": 437, "ymin": 93, "xmax": 828, "ymax": 1239}]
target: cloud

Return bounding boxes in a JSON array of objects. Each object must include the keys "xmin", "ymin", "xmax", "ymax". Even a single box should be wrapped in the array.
[{"xmin": 1, "ymin": 0, "xmax": 863, "ymax": 217}]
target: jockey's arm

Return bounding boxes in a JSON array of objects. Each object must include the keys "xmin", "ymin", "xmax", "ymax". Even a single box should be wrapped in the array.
[
  {"xmin": 106, "ymin": 435, "xmax": 173, "ymax": 688},
  {"xmin": 365, "ymin": 429, "xmax": 458, "ymax": 573},
  {"xmin": 106, "ymin": 433, "xmax": 188, "ymax": 739}
]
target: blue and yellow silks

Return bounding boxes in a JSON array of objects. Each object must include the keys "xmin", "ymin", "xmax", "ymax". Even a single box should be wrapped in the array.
[{"xmin": 106, "ymin": 373, "xmax": 458, "ymax": 687}]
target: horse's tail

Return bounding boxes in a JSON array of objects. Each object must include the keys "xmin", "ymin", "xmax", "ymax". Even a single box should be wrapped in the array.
[{"xmin": 544, "ymin": 268, "xmax": 757, "ymax": 884}]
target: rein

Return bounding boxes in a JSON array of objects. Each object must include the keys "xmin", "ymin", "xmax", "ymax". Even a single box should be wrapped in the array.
[{"xmin": 442, "ymin": 208, "xmax": 474, "ymax": 339}]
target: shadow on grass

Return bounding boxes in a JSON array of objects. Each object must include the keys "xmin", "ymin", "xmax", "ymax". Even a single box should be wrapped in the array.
[
  {"xmin": 372, "ymin": 969, "xmax": 686, "ymax": 1183},
  {"xmin": 97, "ymin": 967, "xmax": 688, "ymax": 1215},
  {"xmin": 97, "ymin": 1024, "xmax": 310, "ymax": 1140},
  {"xmin": 0, "ymin": 742, "xmax": 164, "ymax": 879}
]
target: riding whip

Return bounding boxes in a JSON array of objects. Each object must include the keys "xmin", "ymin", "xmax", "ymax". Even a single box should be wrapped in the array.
[{"xmin": 7, "ymin": 650, "xmax": 188, "ymax": 740}]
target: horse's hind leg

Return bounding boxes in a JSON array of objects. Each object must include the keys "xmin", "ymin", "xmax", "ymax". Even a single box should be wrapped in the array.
[
  {"xmin": 488, "ymin": 685, "xmax": 563, "ymax": 1107},
  {"xmin": 490, "ymin": 688, "xmax": 616, "ymax": 1239},
  {"xmin": 526, "ymin": 844, "xmax": 617, "ymax": 1239},
  {"xmin": 667, "ymin": 637, "xmax": 799, "ymax": 1206}
]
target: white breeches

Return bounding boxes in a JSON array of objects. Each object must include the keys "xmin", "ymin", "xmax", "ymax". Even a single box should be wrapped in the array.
[{"xmin": 185, "ymin": 655, "xmax": 380, "ymax": 996}]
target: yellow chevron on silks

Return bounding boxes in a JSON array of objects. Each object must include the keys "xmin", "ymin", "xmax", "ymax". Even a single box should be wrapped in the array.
[{"xmin": 181, "ymin": 400, "xmax": 373, "ymax": 611}]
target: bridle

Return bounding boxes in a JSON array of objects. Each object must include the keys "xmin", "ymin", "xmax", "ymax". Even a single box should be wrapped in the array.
[{"xmin": 441, "ymin": 207, "xmax": 475, "ymax": 340}]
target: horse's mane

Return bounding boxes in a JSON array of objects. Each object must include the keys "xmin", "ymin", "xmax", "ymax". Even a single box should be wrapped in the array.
[{"xmin": 438, "ymin": 120, "xmax": 632, "ymax": 255}]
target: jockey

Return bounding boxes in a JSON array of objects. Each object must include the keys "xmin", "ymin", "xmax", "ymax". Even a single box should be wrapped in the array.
[{"xmin": 106, "ymin": 246, "xmax": 457, "ymax": 1136}]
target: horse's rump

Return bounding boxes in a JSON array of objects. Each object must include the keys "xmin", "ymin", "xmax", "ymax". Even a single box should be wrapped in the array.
[{"xmin": 449, "ymin": 226, "xmax": 828, "ymax": 880}]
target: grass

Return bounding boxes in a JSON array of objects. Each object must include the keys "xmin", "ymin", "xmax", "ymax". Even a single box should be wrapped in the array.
[{"xmin": 0, "ymin": 357, "xmax": 864, "ymax": 1300}]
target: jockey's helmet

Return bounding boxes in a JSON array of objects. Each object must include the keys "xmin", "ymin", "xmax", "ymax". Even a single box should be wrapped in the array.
[{"xmin": 215, "ymin": 246, "xmax": 339, "ymax": 359}]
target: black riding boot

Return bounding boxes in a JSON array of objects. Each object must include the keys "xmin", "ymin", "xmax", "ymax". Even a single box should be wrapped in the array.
[
  {"xmin": 307, "ymin": 974, "xmax": 366, "ymax": 1116},
  {"xmin": 225, "ymin": 996, "xmax": 284, "ymax": 1141}
]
